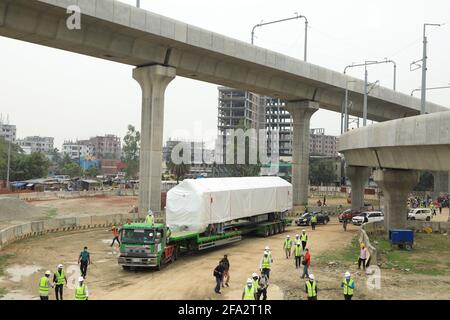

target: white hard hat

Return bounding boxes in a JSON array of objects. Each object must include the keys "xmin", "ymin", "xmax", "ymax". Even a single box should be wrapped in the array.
[
  {"xmin": 295, "ymin": 234, "xmax": 299, "ymax": 237},
  {"xmin": 345, "ymin": 271, "xmax": 351, "ymax": 278},
  {"xmin": 286, "ymin": 235, "xmax": 290, "ymax": 238},
  {"xmin": 252, "ymin": 272, "xmax": 258, "ymax": 278},
  {"xmin": 57, "ymin": 264, "xmax": 63, "ymax": 269},
  {"xmin": 247, "ymin": 278, "xmax": 253, "ymax": 284},
  {"xmin": 45, "ymin": 270, "xmax": 51, "ymax": 276},
  {"xmin": 265, "ymin": 246, "xmax": 270, "ymax": 250},
  {"xmin": 148, "ymin": 209, "xmax": 153, "ymax": 215},
  {"xmin": 302, "ymin": 229, "xmax": 306, "ymax": 233},
  {"xmin": 78, "ymin": 276, "xmax": 85, "ymax": 282},
  {"xmin": 264, "ymin": 250, "xmax": 269, "ymax": 255},
  {"xmin": 309, "ymin": 274, "xmax": 315, "ymax": 280}
]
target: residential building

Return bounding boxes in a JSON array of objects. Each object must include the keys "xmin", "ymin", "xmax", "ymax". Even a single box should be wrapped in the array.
[
  {"xmin": 16, "ymin": 136, "xmax": 54, "ymax": 154},
  {"xmin": 87, "ymin": 135, "xmax": 121, "ymax": 160},
  {"xmin": 0, "ymin": 117, "xmax": 16, "ymax": 143},
  {"xmin": 62, "ymin": 141, "xmax": 92, "ymax": 160},
  {"xmin": 309, "ymin": 128, "xmax": 339, "ymax": 157}
]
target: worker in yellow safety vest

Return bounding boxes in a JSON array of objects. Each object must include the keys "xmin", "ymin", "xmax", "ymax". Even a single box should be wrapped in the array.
[
  {"xmin": 242, "ymin": 278, "xmax": 256, "ymax": 300},
  {"xmin": 283, "ymin": 235, "xmax": 292, "ymax": 259},
  {"xmin": 294, "ymin": 242, "xmax": 303, "ymax": 269},
  {"xmin": 53, "ymin": 264, "xmax": 67, "ymax": 300},
  {"xmin": 305, "ymin": 274, "xmax": 318, "ymax": 300},
  {"xmin": 75, "ymin": 276, "xmax": 89, "ymax": 300},
  {"xmin": 260, "ymin": 251, "xmax": 272, "ymax": 279},
  {"xmin": 310, "ymin": 214, "xmax": 318, "ymax": 230},
  {"xmin": 251, "ymin": 273, "xmax": 260, "ymax": 298},
  {"xmin": 300, "ymin": 229, "xmax": 308, "ymax": 250},
  {"xmin": 341, "ymin": 271, "xmax": 355, "ymax": 300},
  {"xmin": 39, "ymin": 270, "xmax": 54, "ymax": 300},
  {"xmin": 146, "ymin": 209, "xmax": 154, "ymax": 225},
  {"xmin": 264, "ymin": 246, "xmax": 273, "ymax": 263}
]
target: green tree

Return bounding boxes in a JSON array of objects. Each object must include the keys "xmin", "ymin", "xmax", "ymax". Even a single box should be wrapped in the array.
[
  {"xmin": 309, "ymin": 158, "xmax": 337, "ymax": 186},
  {"xmin": 84, "ymin": 166, "xmax": 99, "ymax": 178},
  {"xmin": 226, "ymin": 119, "xmax": 261, "ymax": 177},
  {"xmin": 414, "ymin": 171, "xmax": 433, "ymax": 191},
  {"xmin": 0, "ymin": 138, "xmax": 50, "ymax": 181},
  {"xmin": 61, "ymin": 163, "xmax": 83, "ymax": 178},
  {"xmin": 167, "ymin": 159, "xmax": 190, "ymax": 183},
  {"xmin": 122, "ymin": 125, "xmax": 140, "ymax": 179}
]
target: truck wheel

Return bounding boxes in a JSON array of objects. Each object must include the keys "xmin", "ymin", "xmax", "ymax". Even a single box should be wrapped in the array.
[
  {"xmin": 405, "ymin": 244, "xmax": 412, "ymax": 251},
  {"xmin": 265, "ymin": 228, "xmax": 270, "ymax": 237},
  {"xmin": 426, "ymin": 217, "xmax": 431, "ymax": 221},
  {"xmin": 323, "ymin": 219, "xmax": 329, "ymax": 225}
]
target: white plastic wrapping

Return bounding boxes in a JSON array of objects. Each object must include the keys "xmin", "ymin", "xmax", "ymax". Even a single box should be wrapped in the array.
[{"xmin": 166, "ymin": 177, "xmax": 293, "ymax": 233}]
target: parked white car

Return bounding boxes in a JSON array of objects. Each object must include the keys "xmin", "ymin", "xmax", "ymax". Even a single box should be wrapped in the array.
[
  {"xmin": 407, "ymin": 208, "xmax": 432, "ymax": 221},
  {"xmin": 352, "ymin": 211, "xmax": 384, "ymax": 225}
]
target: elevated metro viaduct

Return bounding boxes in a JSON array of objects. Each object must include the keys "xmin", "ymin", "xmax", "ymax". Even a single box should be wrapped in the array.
[
  {"xmin": 1, "ymin": 0, "xmax": 449, "ymax": 217},
  {"xmin": 339, "ymin": 111, "xmax": 450, "ymax": 231}
]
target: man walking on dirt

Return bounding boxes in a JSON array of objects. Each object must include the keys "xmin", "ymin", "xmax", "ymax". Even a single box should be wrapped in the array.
[
  {"xmin": 78, "ymin": 246, "xmax": 91, "ymax": 279},
  {"xmin": 283, "ymin": 235, "xmax": 292, "ymax": 259},
  {"xmin": 260, "ymin": 250, "xmax": 272, "ymax": 279},
  {"xmin": 300, "ymin": 230, "xmax": 308, "ymax": 250},
  {"xmin": 220, "ymin": 254, "xmax": 230, "ymax": 288},
  {"xmin": 39, "ymin": 270, "xmax": 54, "ymax": 300},
  {"xmin": 301, "ymin": 248, "xmax": 311, "ymax": 279},
  {"xmin": 294, "ymin": 242, "xmax": 303, "ymax": 269},
  {"xmin": 341, "ymin": 271, "xmax": 355, "ymax": 300},
  {"xmin": 310, "ymin": 214, "xmax": 318, "ymax": 230},
  {"xmin": 110, "ymin": 225, "xmax": 121, "ymax": 247},
  {"xmin": 53, "ymin": 264, "xmax": 67, "ymax": 300},
  {"xmin": 213, "ymin": 261, "xmax": 224, "ymax": 294},
  {"xmin": 358, "ymin": 244, "xmax": 368, "ymax": 271}
]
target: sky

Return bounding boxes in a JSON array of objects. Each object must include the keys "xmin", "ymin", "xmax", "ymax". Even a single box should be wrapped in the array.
[{"xmin": 1, "ymin": 0, "xmax": 450, "ymax": 149}]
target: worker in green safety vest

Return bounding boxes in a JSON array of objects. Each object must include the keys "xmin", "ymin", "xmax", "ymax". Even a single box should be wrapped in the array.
[
  {"xmin": 39, "ymin": 270, "xmax": 54, "ymax": 300},
  {"xmin": 341, "ymin": 271, "xmax": 355, "ymax": 300},
  {"xmin": 294, "ymin": 242, "xmax": 303, "ymax": 269},
  {"xmin": 300, "ymin": 229, "xmax": 308, "ymax": 250},
  {"xmin": 242, "ymin": 278, "xmax": 256, "ymax": 300},
  {"xmin": 259, "ymin": 251, "xmax": 272, "ymax": 279},
  {"xmin": 146, "ymin": 209, "xmax": 154, "ymax": 225},
  {"xmin": 283, "ymin": 235, "xmax": 292, "ymax": 259},
  {"xmin": 75, "ymin": 276, "xmax": 89, "ymax": 300},
  {"xmin": 305, "ymin": 274, "xmax": 318, "ymax": 300},
  {"xmin": 53, "ymin": 264, "xmax": 67, "ymax": 300},
  {"xmin": 310, "ymin": 214, "xmax": 318, "ymax": 230}
]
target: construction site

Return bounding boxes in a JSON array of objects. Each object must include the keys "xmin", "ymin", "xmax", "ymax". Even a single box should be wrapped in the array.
[{"xmin": 0, "ymin": 183, "xmax": 449, "ymax": 301}]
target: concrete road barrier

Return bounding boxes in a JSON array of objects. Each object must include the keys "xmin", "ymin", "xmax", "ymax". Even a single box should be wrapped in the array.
[{"xmin": 0, "ymin": 213, "xmax": 134, "ymax": 250}]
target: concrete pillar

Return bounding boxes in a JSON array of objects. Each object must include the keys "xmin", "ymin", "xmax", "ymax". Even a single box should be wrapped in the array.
[
  {"xmin": 285, "ymin": 101, "xmax": 319, "ymax": 206},
  {"xmin": 373, "ymin": 169, "xmax": 419, "ymax": 231},
  {"xmin": 433, "ymin": 171, "xmax": 450, "ymax": 198},
  {"xmin": 133, "ymin": 65, "xmax": 176, "ymax": 218},
  {"xmin": 346, "ymin": 166, "xmax": 371, "ymax": 210}
]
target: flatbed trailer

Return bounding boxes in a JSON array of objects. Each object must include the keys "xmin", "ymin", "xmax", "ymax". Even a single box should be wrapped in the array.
[{"xmin": 118, "ymin": 217, "xmax": 292, "ymax": 270}]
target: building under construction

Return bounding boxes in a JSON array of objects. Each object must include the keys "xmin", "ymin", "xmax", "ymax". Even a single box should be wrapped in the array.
[{"xmin": 217, "ymin": 87, "xmax": 339, "ymax": 161}]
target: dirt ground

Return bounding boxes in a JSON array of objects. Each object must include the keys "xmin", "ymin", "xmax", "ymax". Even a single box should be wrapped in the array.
[
  {"xmin": 0, "ymin": 195, "xmax": 449, "ymax": 300},
  {"xmin": 28, "ymin": 195, "xmax": 138, "ymax": 217},
  {"xmin": 0, "ymin": 219, "xmax": 358, "ymax": 300}
]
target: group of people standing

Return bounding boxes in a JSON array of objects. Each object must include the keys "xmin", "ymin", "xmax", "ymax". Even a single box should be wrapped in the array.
[{"xmin": 38, "ymin": 247, "xmax": 91, "ymax": 300}]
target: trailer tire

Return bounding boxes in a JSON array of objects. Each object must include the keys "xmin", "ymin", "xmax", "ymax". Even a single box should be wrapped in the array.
[{"xmin": 265, "ymin": 228, "xmax": 270, "ymax": 237}]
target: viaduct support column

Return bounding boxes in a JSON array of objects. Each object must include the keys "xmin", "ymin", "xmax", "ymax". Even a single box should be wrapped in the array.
[
  {"xmin": 285, "ymin": 101, "xmax": 319, "ymax": 206},
  {"xmin": 133, "ymin": 65, "xmax": 176, "ymax": 219},
  {"xmin": 433, "ymin": 171, "xmax": 450, "ymax": 198},
  {"xmin": 346, "ymin": 166, "xmax": 371, "ymax": 211},
  {"xmin": 374, "ymin": 169, "xmax": 419, "ymax": 231}
]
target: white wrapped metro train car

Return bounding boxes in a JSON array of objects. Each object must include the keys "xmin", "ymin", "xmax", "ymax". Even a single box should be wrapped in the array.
[{"xmin": 166, "ymin": 176, "xmax": 293, "ymax": 233}]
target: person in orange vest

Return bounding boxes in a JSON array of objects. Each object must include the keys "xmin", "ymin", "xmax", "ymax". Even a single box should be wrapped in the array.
[{"xmin": 110, "ymin": 225, "xmax": 120, "ymax": 247}]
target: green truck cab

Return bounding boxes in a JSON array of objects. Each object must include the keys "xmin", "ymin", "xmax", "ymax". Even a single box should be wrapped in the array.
[{"xmin": 118, "ymin": 214, "xmax": 292, "ymax": 270}]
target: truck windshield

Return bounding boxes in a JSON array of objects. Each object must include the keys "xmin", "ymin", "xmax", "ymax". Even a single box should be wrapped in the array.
[{"xmin": 121, "ymin": 228, "xmax": 155, "ymax": 245}]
